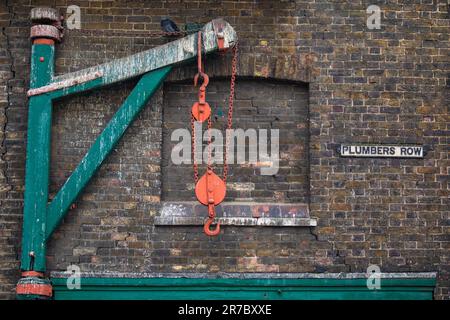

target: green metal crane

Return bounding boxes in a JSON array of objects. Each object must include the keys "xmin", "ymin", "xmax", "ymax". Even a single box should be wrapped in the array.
[{"xmin": 16, "ymin": 7, "xmax": 237, "ymax": 299}]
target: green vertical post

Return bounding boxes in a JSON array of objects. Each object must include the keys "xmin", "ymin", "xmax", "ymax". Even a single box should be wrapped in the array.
[{"xmin": 20, "ymin": 43, "xmax": 54, "ymax": 272}]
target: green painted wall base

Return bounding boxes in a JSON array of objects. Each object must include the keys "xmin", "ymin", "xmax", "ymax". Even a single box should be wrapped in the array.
[{"xmin": 51, "ymin": 277, "xmax": 436, "ymax": 300}]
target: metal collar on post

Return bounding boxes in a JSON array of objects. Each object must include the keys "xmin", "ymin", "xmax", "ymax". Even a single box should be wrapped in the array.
[{"xmin": 30, "ymin": 7, "xmax": 64, "ymax": 44}]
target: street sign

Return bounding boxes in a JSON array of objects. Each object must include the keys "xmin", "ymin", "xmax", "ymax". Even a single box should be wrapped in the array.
[{"xmin": 338, "ymin": 144, "xmax": 425, "ymax": 158}]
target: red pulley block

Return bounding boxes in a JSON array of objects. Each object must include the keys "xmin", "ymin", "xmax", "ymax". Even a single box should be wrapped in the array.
[
  {"xmin": 191, "ymin": 101, "xmax": 211, "ymax": 122},
  {"xmin": 195, "ymin": 169, "xmax": 226, "ymax": 236},
  {"xmin": 195, "ymin": 169, "xmax": 226, "ymax": 206}
]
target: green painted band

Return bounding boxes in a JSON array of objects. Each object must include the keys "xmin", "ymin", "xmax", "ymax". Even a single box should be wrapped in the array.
[
  {"xmin": 51, "ymin": 277, "xmax": 436, "ymax": 300},
  {"xmin": 51, "ymin": 276, "xmax": 436, "ymax": 287}
]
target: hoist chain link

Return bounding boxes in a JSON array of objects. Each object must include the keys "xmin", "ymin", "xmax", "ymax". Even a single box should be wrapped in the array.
[
  {"xmin": 207, "ymin": 115, "xmax": 212, "ymax": 171},
  {"xmin": 189, "ymin": 34, "xmax": 238, "ymax": 236},
  {"xmin": 222, "ymin": 42, "xmax": 238, "ymax": 182},
  {"xmin": 191, "ymin": 114, "xmax": 199, "ymax": 183}
]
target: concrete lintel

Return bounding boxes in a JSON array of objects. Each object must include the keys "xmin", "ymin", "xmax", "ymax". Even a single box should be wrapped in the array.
[
  {"xmin": 160, "ymin": 201, "xmax": 310, "ymax": 218},
  {"xmin": 154, "ymin": 216, "xmax": 317, "ymax": 227}
]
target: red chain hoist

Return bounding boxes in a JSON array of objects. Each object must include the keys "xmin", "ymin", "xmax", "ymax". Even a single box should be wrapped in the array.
[{"xmin": 191, "ymin": 31, "xmax": 238, "ymax": 236}]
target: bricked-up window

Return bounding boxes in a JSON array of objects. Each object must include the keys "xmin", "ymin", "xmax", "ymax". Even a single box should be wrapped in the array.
[{"xmin": 161, "ymin": 79, "xmax": 310, "ymax": 215}]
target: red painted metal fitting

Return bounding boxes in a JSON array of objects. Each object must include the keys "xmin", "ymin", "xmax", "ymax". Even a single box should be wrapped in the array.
[
  {"xmin": 33, "ymin": 38, "xmax": 55, "ymax": 45},
  {"xmin": 217, "ymin": 33, "xmax": 225, "ymax": 51},
  {"xmin": 212, "ymin": 20, "xmax": 227, "ymax": 52},
  {"xmin": 16, "ymin": 272, "xmax": 53, "ymax": 299},
  {"xmin": 21, "ymin": 271, "xmax": 44, "ymax": 278},
  {"xmin": 30, "ymin": 8, "xmax": 64, "ymax": 43}
]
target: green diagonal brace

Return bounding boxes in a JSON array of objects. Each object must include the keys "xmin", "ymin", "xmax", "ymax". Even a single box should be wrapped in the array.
[{"xmin": 45, "ymin": 66, "xmax": 172, "ymax": 242}]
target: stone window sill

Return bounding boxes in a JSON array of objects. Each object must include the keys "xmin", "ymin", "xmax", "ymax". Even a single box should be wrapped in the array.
[{"xmin": 155, "ymin": 202, "xmax": 317, "ymax": 227}]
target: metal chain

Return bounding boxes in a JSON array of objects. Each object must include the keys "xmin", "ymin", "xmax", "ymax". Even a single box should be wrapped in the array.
[
  {"xmin": 197, "ymin": 31, "xmax": 203, "ymax": 73},
  {"xmin": 191, "ymin": 39, "xmax": 238, "ymax": 184},
  {"xmin": 191, "ymin": 31, "xmax": 203, "ymax": 183},
  {"xmin": 207, "ymin": 115, "xmax": 212, "ymax": 172},
  {"xmin": 191, "ymin": 114, "xmax": 199, "ymax": 183},
  {"xmin": 222, "ymin": 42, "xmax": 238, "ymax": 182}
]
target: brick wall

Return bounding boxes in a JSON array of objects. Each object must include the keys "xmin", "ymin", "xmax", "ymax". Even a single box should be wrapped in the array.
[
  {"xmin": 0, "ymin": 0, "xmax": 448, "ymax": 299},
  {"xmin": 162, "ymin": 79, "xmax": 309, "ymax": 202},
  {"xmin": 0, "ymin": 0, "xmax": 21, "ymax": 299}
]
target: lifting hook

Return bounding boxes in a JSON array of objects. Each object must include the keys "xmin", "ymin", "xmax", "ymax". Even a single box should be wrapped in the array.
[
  {"xmin": 194, "ymin": 71, "xmax": 209, "ymax": 89},
  {"xmin": 191, "ymin": 74, "xmax": 211, "ymax": 122},
  {"xmin": 204, "ymin": 216, "xmax": 220, "ymax": 236},
  {"xmin": 204, "ymin": 203, "xmax": 220, "ymax": 236},
  {"xmin": 191, "ymin": 31, "xmax": 211, "ymax": 122},
  {"xmin": 193, "ymin": 31, "xmax": 209, "ymax": 90}
]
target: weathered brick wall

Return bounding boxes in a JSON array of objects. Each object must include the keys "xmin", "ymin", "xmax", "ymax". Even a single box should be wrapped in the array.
[
  {"xmin": 0, "ymin": 0, "xmax": 22, "ymax": 299},
  {"xmin": 0, "ymin": 0, "xmax": 448, "ymax": 300},
  {"xmin": 47, "ymin": 81, "xmax": 165, "ymax": 271},
  {"xmin": 162, "ymin": 79, "xmax": 309, "ymax": 202}
]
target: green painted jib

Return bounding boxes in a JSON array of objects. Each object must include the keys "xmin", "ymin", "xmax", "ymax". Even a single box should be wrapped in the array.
[
  {"xmin": 51, "ymin": 277, "xmax": 436, "ymax": 300},
  {"xmin": 47, "ymin": 77, "xmax": 104, "ymax": 101},
  {"xmin": 45, "ymin": 66, "xmax": 172, "ymax": 242},
  {"xmin": 34, "ymin": 19, "xmax": 236, "ymax": 99},
  {"xmin": 21, "ymin": 44, "xmax": 55, "ymax": 271}
]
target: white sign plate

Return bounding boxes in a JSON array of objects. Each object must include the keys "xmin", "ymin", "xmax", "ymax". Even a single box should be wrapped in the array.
[{"xmin": 339, "ymin": 144, "xmax": 424, "ymax": 158}]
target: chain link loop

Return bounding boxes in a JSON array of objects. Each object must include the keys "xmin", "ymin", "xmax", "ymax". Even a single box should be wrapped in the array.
[
  {"xmin": 191, "ymin": 114, "xmax": 199, "ymax": 183},
  {"xmin": 222, "ymin": 42, "xmax": 238, "ymax": 182},
  {"xmin": 207, "ymin": 115, "xmax": 212, "ymax": 172}
]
